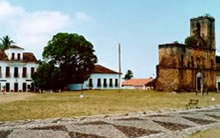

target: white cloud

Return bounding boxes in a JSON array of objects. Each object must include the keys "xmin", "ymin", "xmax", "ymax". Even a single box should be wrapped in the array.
[
  {"xmin": 0, "ymin": 1, "xmax": 25, "ymax": 17},
  {"xmin": 0, "ymin": 1, "xmax": 93, "ymax": 59},
  {"xmin": 75, "ymin": 12, "xmax": 94, "ymax": 22}
]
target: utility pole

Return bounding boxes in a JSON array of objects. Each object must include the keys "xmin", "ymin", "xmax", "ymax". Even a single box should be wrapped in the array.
[{"xmin": 118, "ymin": 43, "xmax": 121, "ymax": 92}]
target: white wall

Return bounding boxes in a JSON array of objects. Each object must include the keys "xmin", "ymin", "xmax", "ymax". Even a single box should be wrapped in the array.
[
  {"xmin": 0, "ymin": 61, "xmax": 38, "ymax": 92},
  {"xmin": 4, "ymin": 48, "xmax": 24, "ymax": 60},
  {"xmin": 83, "ymin": 73, "xmax": 120, "ymax": 89}
]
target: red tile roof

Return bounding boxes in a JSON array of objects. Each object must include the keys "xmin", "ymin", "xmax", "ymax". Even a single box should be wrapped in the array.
[
  {"xmin": 0, "ymin": 51, "xmax": 37, "ymax": 62},
  {"xmin": 93, "ymin": 65, "xmax": 120, "ymax": 74},
  {"xmin": 0, "ymin": 51, "xmax": 8, "ymax": 61},
  {"xmin": 122, "ymin": 78, "xmax": 153, "ymax": 86},
  {"xmin": 23, "ymin": 52, "xmax": 37, "ymax": 62}
]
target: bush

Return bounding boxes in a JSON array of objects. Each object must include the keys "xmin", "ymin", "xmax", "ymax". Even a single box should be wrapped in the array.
[{"xmin": 185, "ymin": 36, "xmax": 197, "ymax": 46}]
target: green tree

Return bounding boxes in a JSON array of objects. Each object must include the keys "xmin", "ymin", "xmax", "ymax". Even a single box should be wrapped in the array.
[
  {"xmin": 185, "ymin": 36, "xmax": 197, "ymax": 46},
  {"xmin": 32, "ymin": 61, "xmax": 64, "ymax": 90},
  {"xmin": 123, "ymin": 69, "xmax": 133, "ymax": 80},
  {"xmin": 0, "ymin": 35, "xmax": 15, "ymax": 50},
  {"xmin": 40, "ymin": 33, "xmax": 97, "ymax": 89}
]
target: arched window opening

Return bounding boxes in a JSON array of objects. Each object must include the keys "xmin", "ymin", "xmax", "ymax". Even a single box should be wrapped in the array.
[
  {"xmin": 196, "ymin": 57, "xmax": 200, "ymax": 68},
  {"xmin": 211, "ymin": 59, "xmax": 214, "ymax": 69}
]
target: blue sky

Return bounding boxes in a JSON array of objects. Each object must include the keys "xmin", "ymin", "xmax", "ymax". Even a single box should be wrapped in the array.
[{"xmin": 0, "ymin": 0, "xmax": 220, "ymax": 78}]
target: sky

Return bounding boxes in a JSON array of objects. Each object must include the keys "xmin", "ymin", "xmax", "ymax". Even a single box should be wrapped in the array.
[{"xmin": 0, "ymin": 0, "xmax": 220, "ymax": 78}]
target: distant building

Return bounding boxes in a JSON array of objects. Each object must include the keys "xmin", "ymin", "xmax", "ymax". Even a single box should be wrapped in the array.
[
  {"xmin": 155, "ymin": 15, "xmax": 216, "ymax": 92},
  {"xmin": 69, "ymin": 65, "xmax": 120, "ymax": 90},
  {"xmin": 216, "ymin": 56, "xmax": 220, "ymax": 91},
  {"xmin": 122, "ymin": 78, "xmax": 153, "ymax": 90},
  {"xmin": 0, "ymin": 45, "xmax": 38, "ymax": 92}
]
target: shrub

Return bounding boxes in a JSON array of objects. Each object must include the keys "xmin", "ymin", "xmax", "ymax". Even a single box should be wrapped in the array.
[{"xmin": 185, "ymin": 36, "xmax": 197, "ymax": 46}]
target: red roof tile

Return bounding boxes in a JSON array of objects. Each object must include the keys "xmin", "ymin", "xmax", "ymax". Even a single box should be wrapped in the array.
[
  {"xmin": 0, "ymin": 51, "xmax": 8, "ymax": 61},
  {"xmin": 0, "ymin": 51, "xmax": 37, "ymax": 62},
  {"xmin": 23, "ymin": 52, "xmax": 37, "ymax": 62},
  {"xmin": 93, "ymin": 65, "xmax": 119, "ymax": 74},
  {"xmin": 6, "ymin": 45, "xmax": 24, "ymax": 50},
  {"xmin": 122, "ymin": 78, "xmax": 153, "ymax": 86}
]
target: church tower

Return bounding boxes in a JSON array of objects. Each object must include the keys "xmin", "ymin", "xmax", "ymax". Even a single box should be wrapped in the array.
[{"xmin": 190, "ymin": 15, "xmax": 215, "ymax": 49}]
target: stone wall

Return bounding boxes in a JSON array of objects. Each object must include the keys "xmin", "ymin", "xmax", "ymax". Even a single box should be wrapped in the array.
[{"xmin": 155, "ymin": 44, "xmax": 216, "ymax": 92}]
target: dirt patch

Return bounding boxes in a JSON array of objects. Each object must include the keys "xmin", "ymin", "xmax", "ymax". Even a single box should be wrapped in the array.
[
  {"xmin": 182, "ymin": 117, "xmax": 217, "ymax": 125},
  {"xmin": 78, "ymin": 121, "xmax": 111, "ymax": 125},
  {"xmin": 31, "ymin": 125, "xmax": 68, "ymax": 132},
  {"xmin": 0, "ymin": 93, "xmax": 36, "ymax": 104},
  {"xmin": 153, "ymin": 120, "xmax": 192, "ymax": 131},
  {"xmin": 148, "ymin": 114, "xmax": 170, "ymax": 117},
  {"xmin": 0, "ymin": 130, "xmax": 12, "ymax": 138},
  {"xmin": 113, "ymin": 125, "xmax": 160, "ymax": 138},
  {"xmin": 69, "ymin": 132, "xmax": 106, "ymax": 138},
  {"xmin": 206, "ymin": 114, "xmax": 220, "ymax": 120},
  {"xmin": 117, "ymin": 117, "xmax": 145, "ymax": 121}
]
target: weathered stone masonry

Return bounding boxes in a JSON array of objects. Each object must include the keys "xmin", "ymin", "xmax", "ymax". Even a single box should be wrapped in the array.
[{"xmin": 155, "ymin": 15, "xmax": 216, "ymax": 92}]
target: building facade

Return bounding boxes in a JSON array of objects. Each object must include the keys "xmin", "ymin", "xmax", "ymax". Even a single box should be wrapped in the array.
[
  {"xmin": 122, "ymin": 78, "xmax": 153, "ymax": 90},
  {"xmin": 0, "ymin": 45, "xmax": 38, "ymax": 92},
  {"xmin": 69, "ymin": 65, "xmax": 120, "ymax": 90},
  {"xmin": 155, "ymin": 15, "xmax": 216, "ymax": 92}
]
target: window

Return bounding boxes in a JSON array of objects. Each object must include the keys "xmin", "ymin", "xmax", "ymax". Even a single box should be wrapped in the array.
[
  {"xmin": 17, "ymin": 53, "xmax": 21, "ymax": 60},
  {"xmin": 14, "ymin": 67, "xmax": 19, "ymax": 78},
  {"xmin": 196, "ymin": 57, "xmax": 200, "ymax": 68},
  {"xmin": 196, "ymin": 22, "xmax": 201, "ymax": 34},
  {"xmin": 31, "ymin": 67, "xmax": 35, "ymax": 78},
  {"xmin": 211, "ymin": 59, "xmax": 214, "ymax": 69},
  {"xmin": 97, "ymin": 78, "xmax": 101, "ymax": 87},
  {"xmin": 191, "ymin": 57, "xmax": 194, "ymax": 68},
  {"xmin": 89, "ymin": 79, "xmax": 93, "ymax": 88},
  {"xmin": 11, "ymin": 53, "xmax": 15, "ymax": 60},
  {"xmin": 6, "ymin": 66, "xmax": 10, "ymax": 77},
  {"xmin": 23, "ymin": 67, "xmax": 27, "ymax": 78},
  {"xmin": 181, "ymin": 55, "xmax": 184, "ymax": 67},
  {"xmin": 115, "ymin": 79, "xmax": 118, "ymax": 87},
  {"xmin": 103, "ymin": 79, "xmax": 107, "ymax": 87},
  {"xmin": 109, "ymin": 79, "xmax": 113, "ymax": 87}
]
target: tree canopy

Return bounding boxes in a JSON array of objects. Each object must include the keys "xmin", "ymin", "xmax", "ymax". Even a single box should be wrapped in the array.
[
  {"xmin": 123, "ymin": 69, "xmax": 133, "ymax": 80},
  {"xmin": 33, "ymin": 33, "xmax": 97, "ymax": 90},
  {"xmin": 32, "ymin": 61, "xmax": 64, "ymax": 90},
  {"xmin": 0, "ymin": 35, "xmax": 15, "ymax": 50}
]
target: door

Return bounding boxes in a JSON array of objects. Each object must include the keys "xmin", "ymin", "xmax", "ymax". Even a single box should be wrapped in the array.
[
  {"xmin": 14, "ymin": 83, "xmax": 18, "ymax": 92},
  {"xmin": 23, "ymin": 83, "xmax": 26, "ymax": 92},
  {"xmin": 6, "ymin": 83, "xmax": 10, "ymax": 92},
  {"xmin": 197, "ymin": 77, "xmax": 201, "ymax": 91},
  {"xmin": 218, "ymin": 82, "xmax": 220, "ymax": 91}
]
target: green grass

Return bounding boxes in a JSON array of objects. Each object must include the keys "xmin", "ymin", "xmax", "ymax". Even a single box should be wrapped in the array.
[{"xmin": 0, "ymin": 90, "xmax": 219, "ymax": 121}]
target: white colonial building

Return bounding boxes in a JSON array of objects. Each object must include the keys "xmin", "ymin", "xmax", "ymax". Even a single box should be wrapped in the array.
[
  {"xmin": 69, "ymin": 65, "xmax": 120, "ymax": 90},
  {"xmin": 0, "ymin": 45, "xmax": 38, "ymax": 92}
]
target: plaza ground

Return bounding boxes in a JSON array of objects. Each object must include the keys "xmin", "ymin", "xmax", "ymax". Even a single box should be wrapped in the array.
[{"xmin": 0, "ymin": 90, "xmax": 219, "ymax": 121}]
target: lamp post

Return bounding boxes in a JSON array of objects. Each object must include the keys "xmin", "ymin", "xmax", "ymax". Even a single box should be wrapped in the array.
[{"xmin": 118, "ymin": 43, "xmax": 121, "ymax": 92}]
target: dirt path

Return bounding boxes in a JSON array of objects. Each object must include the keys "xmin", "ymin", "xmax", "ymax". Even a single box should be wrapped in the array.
[{"xmin": 0, "ymin": 93, "xmax": 36, "ymax": 104}]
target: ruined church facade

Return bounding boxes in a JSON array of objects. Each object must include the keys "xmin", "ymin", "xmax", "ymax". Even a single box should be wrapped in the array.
[{"xmin": 155, "ymin": 15, "xmax": 216, "ymax": 92}]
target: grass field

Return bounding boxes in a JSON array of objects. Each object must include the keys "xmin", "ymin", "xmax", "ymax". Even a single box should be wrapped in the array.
[
  {"xmin": 0, "ymin": 90, "xmax": 219, "ymax": 121},
  {"xmin": 188, "ymin": 127, "xmax": 220, "ymax": 138}
]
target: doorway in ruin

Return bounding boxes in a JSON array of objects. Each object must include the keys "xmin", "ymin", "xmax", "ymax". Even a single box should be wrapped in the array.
[{"xmin": 196, "ymin": 72, "xmax": 203, "ymax": 92}]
